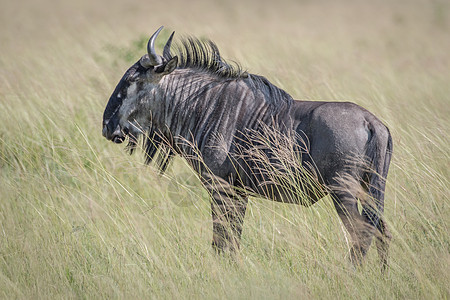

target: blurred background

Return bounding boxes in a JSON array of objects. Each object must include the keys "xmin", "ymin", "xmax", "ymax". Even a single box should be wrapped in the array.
[{"xmin": 0, "ymin": 0, "xmax": 449, "ymax": 298}]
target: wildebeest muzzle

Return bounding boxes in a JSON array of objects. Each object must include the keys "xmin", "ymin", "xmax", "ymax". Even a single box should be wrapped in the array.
[{"xmin": 103, "ymin": 116, "xmax": 128, "ymax": 144}]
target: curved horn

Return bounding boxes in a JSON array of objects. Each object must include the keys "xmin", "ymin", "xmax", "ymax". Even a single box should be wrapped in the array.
[
  {"xmin": 147, "ymin": 26, "xmax": 164, "ymax": 66},
  {"xmin": 163, "ymin": 31, "xmax": 175, "ymax": 59}
]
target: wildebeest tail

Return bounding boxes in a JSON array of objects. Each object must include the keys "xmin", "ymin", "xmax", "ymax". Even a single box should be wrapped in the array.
[{"xmin": 363, "ymin": 123, "xmax": 393, "ymax": 235}]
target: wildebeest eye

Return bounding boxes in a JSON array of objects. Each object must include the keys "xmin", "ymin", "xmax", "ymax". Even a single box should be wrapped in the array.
[
  {"xmin": 127, "ymin": 72, "xmax": 139, "ymax": 82},
  {"xmin": 124, "ymin": 65, "xmax": 140, "ymax": 81}
]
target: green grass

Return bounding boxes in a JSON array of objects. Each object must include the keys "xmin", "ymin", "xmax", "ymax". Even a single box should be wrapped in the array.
[{"xmin": 1, "ymin": 0, "xmax": 449, "ymax": 298}]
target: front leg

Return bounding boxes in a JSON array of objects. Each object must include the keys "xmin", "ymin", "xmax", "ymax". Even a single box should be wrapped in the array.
[
  {"xmin": 211, "ymin": 191, "xmax": 248, "ymax": 253},
  {"xmin": 203, "ymin": 174, "xmax": 248, "ymax": 253}
]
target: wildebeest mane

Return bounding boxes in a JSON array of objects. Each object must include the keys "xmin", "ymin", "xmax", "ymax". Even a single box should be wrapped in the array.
[{"xmin": 163, "ymin": 36, "xmax": 246, "ymax": 79}]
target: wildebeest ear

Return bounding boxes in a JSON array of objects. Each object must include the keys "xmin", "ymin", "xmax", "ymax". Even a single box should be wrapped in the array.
[
  {"xmin": 154, "ymin": 56, "xmax": 178, "ymax": 75},
  {"xmin": 162, "ymin": 56, "xmax": 178, "ymax": 75}
]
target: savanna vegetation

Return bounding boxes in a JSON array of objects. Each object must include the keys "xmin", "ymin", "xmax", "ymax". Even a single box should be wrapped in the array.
[{"xmin": 0, "ymin": 0, "xmax": 449, "ymax": 298}]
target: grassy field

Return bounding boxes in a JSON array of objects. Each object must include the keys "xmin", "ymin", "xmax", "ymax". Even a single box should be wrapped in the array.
[{"xmin": 1, "ymin": 0, "xmax": 449, "ymax": 298}]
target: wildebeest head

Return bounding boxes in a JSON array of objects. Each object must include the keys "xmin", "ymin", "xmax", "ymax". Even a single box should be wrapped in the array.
[{"xmin": 102, "ymin": 26, "xmax": 178, "ymax": 144}]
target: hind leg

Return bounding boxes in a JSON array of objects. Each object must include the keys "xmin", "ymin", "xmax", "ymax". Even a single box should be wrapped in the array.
[
  {"xmin": 361, "ymin": 191, "xmax": 392, "ymax": 272},
  {"xmin": 374, "ymin": 216, "xmax": 392, "ymax": 272},
  {"xmin": 331, "ymin": 190, "xmax": 377, "ymax": 266}
]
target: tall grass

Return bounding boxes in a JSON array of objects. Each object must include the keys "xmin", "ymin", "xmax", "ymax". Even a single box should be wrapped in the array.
[{"xmin": 0, "ymin": 0, "xmax": 449, "ymax": 298}]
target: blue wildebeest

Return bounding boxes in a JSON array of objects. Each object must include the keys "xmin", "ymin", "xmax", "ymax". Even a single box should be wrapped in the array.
[{"xmin": 102, "ymin": 27, "xmax": 393, "ymax": 271}]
